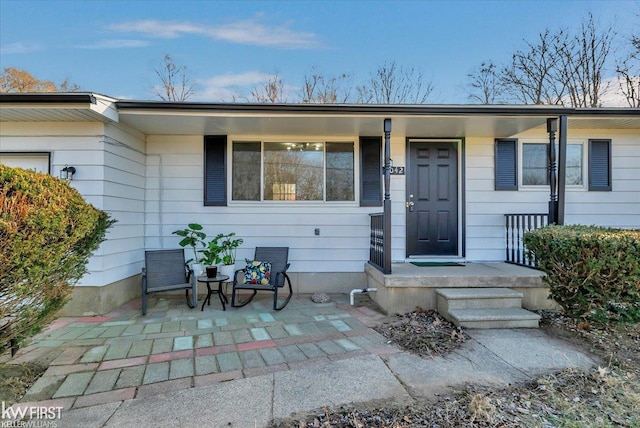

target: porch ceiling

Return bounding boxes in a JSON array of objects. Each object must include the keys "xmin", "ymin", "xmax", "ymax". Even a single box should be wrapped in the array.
[{"xmin": 117, "ymin": 112, "xmax": 551, "ymax": 138}]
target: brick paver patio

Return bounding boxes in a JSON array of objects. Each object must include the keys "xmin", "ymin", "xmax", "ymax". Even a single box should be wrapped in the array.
[{"xmin": 4, "ymin": 294, "xmax": 395, "ymax": 412}]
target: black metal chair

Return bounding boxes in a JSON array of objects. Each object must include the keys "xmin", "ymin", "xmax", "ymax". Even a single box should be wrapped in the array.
[
  {"xmin": 231, "ymin": 247, "xmax": 293, "ymax": 311},
  {"xmin": 141, "ymin": 249, "xmax": 197, "ymax": 315}
]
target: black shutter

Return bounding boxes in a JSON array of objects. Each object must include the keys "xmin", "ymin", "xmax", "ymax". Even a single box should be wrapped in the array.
[
  {"xmin": 589, "ymin": 139, "xmax": 611, "ymax": 191},
  {"xmin": 204, "ymin": 136, "xmax": 227, "ymax": 206},
  {"xmin": 495, "ymin": 139, "xmax": 518, "ymax": 190},
  {"xmin": 359, "ymin": 137, "xmax": 382, "ymax": 206}
]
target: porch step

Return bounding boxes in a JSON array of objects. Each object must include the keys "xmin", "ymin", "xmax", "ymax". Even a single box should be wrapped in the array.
[{"xmin": 436, "ymin": 288, "xmax": 540, "ymax": 329}]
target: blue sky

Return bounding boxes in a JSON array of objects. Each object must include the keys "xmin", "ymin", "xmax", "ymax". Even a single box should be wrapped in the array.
[{"xmin": 1, "ymin": 0, "xmax": 638, "ymax": 103}]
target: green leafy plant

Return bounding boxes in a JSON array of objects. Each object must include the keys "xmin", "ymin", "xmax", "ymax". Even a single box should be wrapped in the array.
[
  {"xmin": 199, "ymin": 239, "xmax": 222, "ymax": 267},
  {"xmin": 172, "ymin": 223, "xmax": 206, "ymax": 264},
  {"xmin": 524, "ymin": 225, "xmax": 640, "ymax": 323},
  {"xmin": 0, "ymin": 165, "xmax": 115, "ymax": 354},
  {"xmin": 206, "ymin": 233, "xmax": 243, "ymax": 266}
]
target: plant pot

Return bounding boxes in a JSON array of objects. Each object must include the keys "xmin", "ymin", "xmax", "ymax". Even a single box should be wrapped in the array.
[
  {"xmin": 219, "ymin": 264, "xmax": 236, "ymax": 279},
  {"xmin": 190, "ymin": 263, "xmax": 204, "ymax": 276},
  {"xmin": 206, "ymin": 266, "xmax": 218, "ymax": 278}
]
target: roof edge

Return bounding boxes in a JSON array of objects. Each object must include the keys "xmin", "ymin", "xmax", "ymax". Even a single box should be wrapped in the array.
[
  {"xmin": 0, "ymin": 93, "xmax": 97, "ymax": 104},
  {"xmin": 114, "ymin": 101, "xmax": 640, "ymax": 116}
]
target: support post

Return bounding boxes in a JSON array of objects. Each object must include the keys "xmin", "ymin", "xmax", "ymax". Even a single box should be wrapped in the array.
[
  {"xmin": 547, "ymin": 118, "xmax": 558, "ymax": 224},
  {"xmin": 383, "ymin": 118, "xmax": 392, "ymax": 274},
  {"xmin": 557, "ymin": 115, "xmax": 567, "ymax": 225}
]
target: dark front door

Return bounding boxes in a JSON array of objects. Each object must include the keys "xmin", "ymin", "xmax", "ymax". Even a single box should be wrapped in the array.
[{"xmin": 407, "ymin": 141, "xmax": 458, "ymax": 256}]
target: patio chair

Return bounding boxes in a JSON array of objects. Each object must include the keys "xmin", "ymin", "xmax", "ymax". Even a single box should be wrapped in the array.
[
  {"xmin": 231, "ymin": 247, "xmax": 293, "ymax": 311},
  {"xmin": 141, "ymin": 249, "xmax": 197, "ymax": 315}
]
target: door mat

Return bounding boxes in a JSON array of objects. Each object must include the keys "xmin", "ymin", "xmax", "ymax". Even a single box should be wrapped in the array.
[{"xmin": 410, "ymin": 261, "xmax": 465, "ymax": 267}]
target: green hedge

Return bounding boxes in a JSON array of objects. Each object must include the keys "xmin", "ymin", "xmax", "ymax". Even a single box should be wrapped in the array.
[
  {"xmin": 0, "ymin": 165, "xmax": 115, "ymax": 352},
  {"xmin": 524, "ymin": 225, "xmax": 640, "ymax": 322}
]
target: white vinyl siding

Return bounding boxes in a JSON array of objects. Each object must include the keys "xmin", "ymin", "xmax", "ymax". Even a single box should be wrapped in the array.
[
  {"xmin": 146, "ymin": 135, "xmax": 379, "ymax": 273},
  {"xmin": 0, "ymin": 121, "xmax": 146, "ymax": 287},
  {"xmin": 465, "ymin": 129, "xmax": 640, "ymax": 262}
]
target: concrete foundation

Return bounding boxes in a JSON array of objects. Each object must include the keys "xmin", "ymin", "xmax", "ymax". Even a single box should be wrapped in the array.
[
  {"xmin": 60, "ymin": 274, "xmax": 142, "ymax": 316},
  {"xmin": 365, "ymin": 262, "xmax": 558, "ymax": 315},
  {"xmin": 60, "ymin": 271, "xmax": 367, "ymax": 316}
]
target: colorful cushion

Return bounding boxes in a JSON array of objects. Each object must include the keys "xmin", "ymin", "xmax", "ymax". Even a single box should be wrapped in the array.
[{"xmin": 244, "ymin": 260, "xmax": 271, "ymax": 285}]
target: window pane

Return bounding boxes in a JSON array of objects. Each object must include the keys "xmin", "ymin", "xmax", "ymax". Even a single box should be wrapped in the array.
[
  {"xmin": 326, "ymin": 142, "xmax": 354, "ymax": 201},
  {"xmin": 522, "ymin": 143, "xmax": 548, "ymax": 185},
  {"xmin": 232, "ymin": 142, "xmax": 261, "ymax": 200},
  {"xmin": 566, "ymin": 144, "xmax": 583, "ymax": 185},
  {"xmin": 264, "ymin": 142, "xmax": 323, "ymax": 201}
]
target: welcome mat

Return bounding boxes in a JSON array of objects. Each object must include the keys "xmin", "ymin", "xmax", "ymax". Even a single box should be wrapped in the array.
[{"xmin": 410, "ymin": 261, "xmax": 465, "ymax": 267}]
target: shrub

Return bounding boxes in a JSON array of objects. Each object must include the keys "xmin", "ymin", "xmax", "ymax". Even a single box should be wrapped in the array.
[
  {"xmin": 524, "ymin": 225, "xmax": 640, "ymax": 322},
  {"xmin": 0, "ymin": 165, "xmax": 115, "ymax": 353}
]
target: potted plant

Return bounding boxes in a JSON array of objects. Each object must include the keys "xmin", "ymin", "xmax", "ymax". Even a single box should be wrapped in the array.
[
  {"xmin": 214, "ymin": 232, "xmax": 243, "ymax": 278},
  {"xmin": 199, "ymin": 240, "xmax": 222, "ymax": 278},
  {"xmin": 172, "ymin": 223, "xmax": 206, "ymax": 276}
]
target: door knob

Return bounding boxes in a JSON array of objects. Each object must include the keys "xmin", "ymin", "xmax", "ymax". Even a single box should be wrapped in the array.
[{"xmin": 406, "ymin": 194, "xmax": 414, "ymax": 211}]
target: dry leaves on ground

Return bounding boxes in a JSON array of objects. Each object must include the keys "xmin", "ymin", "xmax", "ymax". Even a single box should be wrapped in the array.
[{"xmin": 273, "ymin": 309, "xmax": 640, "ymax": 428}]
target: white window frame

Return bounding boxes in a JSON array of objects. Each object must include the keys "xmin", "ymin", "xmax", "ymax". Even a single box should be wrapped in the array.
[
  {"xmin": 518, "ymin": 140, "xmax": 586, "ymax": 190},
  {"xmin": 229, "ymin": 137, "xmax": 358, "ymax": 204}
]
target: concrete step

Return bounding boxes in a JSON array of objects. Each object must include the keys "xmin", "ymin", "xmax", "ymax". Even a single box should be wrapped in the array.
[
  {"xmin": 446, "ymin": 308, "xmax": 540, "ymax": 329},
  {"xmin": 436, "ymin": 288, "xmax": 523, "ymax": 311}
]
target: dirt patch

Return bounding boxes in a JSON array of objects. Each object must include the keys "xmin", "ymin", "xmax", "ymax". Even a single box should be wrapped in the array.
[
  {"xmin": 272, "ymin": 309, "xmax": 640, "ymax": 428},
  {"xmin": 373, "ymin": 308, "xmax": 466, "ymax": 358},
  {"xmin": 0, "ymin": 362, "xmax": 47, "ymax": 405}
]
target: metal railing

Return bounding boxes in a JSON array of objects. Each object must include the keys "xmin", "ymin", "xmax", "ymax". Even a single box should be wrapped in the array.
[
  {"xmin": 505, "ymin": 213, "xmax": 549, "ymax": 267},
  {"xmin": 369, "ymin": 212, "xmax": 386, "ymax": 272}
]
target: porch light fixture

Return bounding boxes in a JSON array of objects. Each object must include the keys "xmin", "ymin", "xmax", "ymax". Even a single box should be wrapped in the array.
[{"xmin": 59, "ymin": 165, "xmax": 76, "ymax": 181}]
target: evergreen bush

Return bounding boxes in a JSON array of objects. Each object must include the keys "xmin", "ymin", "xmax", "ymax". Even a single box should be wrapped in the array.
[
  {"xmin": 0, "ymin": 165, "xmax": 115, "ymax": 353},
  {"xmin": 524, "ymin": 225, "xmax": 640, "ymax": 322}
]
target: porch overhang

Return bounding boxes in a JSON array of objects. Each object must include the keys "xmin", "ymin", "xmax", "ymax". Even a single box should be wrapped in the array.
[
  {"xmin": 2, "ymin": 94, "xmax": 638, "ymax": 137},
  {"xmin": 114, "ymin": 103, "xmax": 640, "ymax": 137},
  {"xmin": 0, "ymin": 92, "xmax": 119, "ymax": 123}
]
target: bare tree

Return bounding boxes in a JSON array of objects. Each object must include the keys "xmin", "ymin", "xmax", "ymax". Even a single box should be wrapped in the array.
[
  {"xmin": 557, "ymin": 13, "xmax": 614, "ymax": 107},
  {"xmin": 356, "ymin": 61, "xmax": 433, "ymax": 104},
  {"xmin": 500, "ymin": 29, "xmax": 568, "ymax": 105},
  {"xmin": 301, "ymin": 68, "xmax": 351, "ymax": 103},
  {"xmin": 249, "ymin": 72, "xmax": 287, "ymax": 103},
  {"xmin": 466, "ymin": 61, "xmax": 503, "ymax": 104},
  {"xmin": 153, "ymin": 54, "xmax": 196, "ymax": 101},
  {"xmin": 616, "ymin": 34, "xmax": 640, "ymax": 107}
]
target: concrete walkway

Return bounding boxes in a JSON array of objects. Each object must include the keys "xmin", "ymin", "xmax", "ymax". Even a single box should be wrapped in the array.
[{"xmin": 3, "ymin": 294, "xmax": 597, "ymax": 427}]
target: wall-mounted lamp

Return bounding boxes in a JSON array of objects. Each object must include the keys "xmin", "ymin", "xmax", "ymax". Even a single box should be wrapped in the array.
[{"xmin": 60, "ymin": 165, "xmax": 76, "ymax": 181}]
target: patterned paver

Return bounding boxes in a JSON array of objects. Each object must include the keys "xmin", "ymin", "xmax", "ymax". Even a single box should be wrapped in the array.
[{"xmin": 9, "ymin": 294, "xmax": 390, "ymax": 410}]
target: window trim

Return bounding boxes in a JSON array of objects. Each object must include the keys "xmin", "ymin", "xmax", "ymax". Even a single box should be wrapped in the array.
[
  {"xmin": 229, "ymin": 138, "xmax": 357, "ymax": 203},
  {"xmin": 518, "ymin": 139, "xmax": 586, "ymax": 189}
]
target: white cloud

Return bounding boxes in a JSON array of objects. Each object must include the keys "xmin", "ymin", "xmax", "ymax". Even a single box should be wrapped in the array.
[
  {"xmin": 599, "ymin": 76, "xmax": 638, "ymax": 107},
  {"xmin": 107, "ymin": 17, "xmax": 322, "ymax": 49},
  {"xmin": 0, "ymin": 42, "xmax": 41, "ymax": 55},
  {"xmin": 76, "ymin": 39, "xmax": 150, "ymax": 49},
  {"xmin": 107, "ymin": 20, "xmax": 204, "ymax": 39},
  {"xmin": 194, "ymin": 71, "xmax": 275, "ymax": 101},
  {"xmin": 208, "ymin": 18, "xmax": 321, "ymax": 49}
]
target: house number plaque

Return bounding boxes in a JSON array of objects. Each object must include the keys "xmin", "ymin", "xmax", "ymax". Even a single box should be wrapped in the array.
[{"xmin": 389, "ymin": 166, "xmax": 405, "ymax": 175}]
